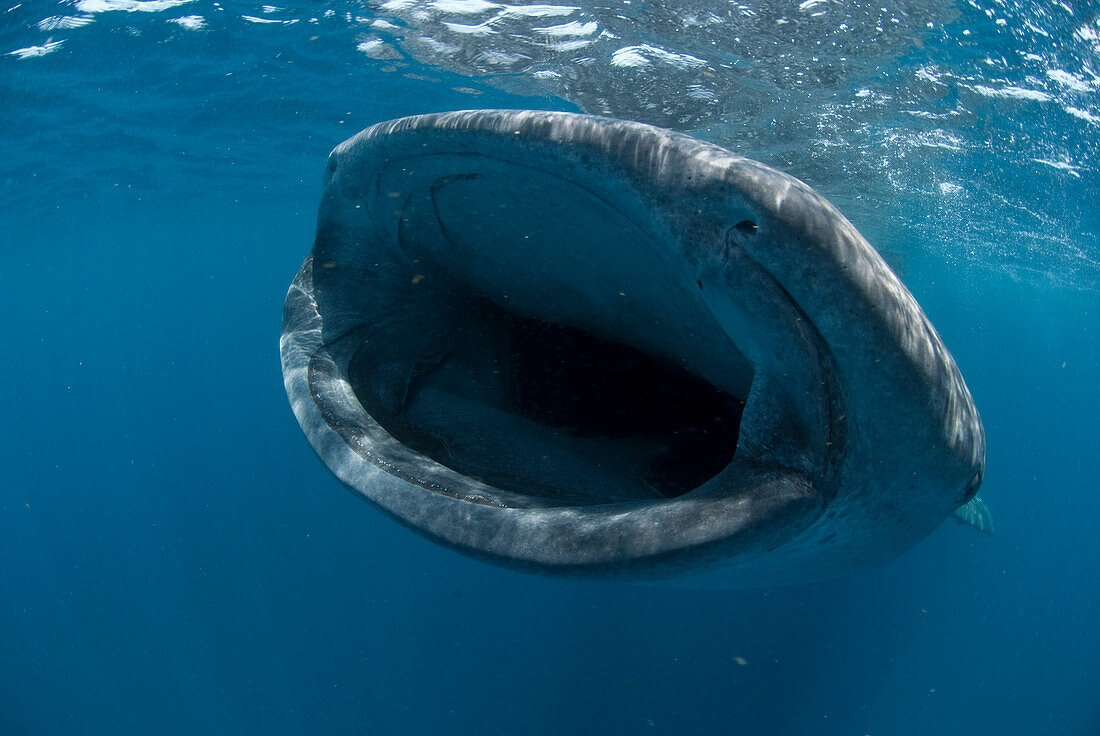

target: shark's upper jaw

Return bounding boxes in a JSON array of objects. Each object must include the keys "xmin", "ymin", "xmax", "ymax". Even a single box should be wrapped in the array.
[{"xmin": 283, "ymin": 110, "xmax": 985, "ymax": 583}]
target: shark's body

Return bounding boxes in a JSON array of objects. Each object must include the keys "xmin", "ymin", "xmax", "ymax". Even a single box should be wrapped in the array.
[{"xmin": 281, "ymin": 110, "xmax": 988, "ymax": 585}]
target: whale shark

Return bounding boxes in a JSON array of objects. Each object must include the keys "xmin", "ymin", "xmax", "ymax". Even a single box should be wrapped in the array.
[{"xmin": 281, "ymin": 110, "xmax": 990, "ymax": 586}]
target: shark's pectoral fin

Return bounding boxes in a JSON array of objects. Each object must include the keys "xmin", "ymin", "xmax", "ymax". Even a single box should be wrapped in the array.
[{"xmin": 952, "ymin": 495, "xmax": 994, "ymax": 534}]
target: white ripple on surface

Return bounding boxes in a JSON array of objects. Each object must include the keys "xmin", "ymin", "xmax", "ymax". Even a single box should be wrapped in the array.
[
  {"xmin": 971, "ymin": 84, "xmax": 1053, "ymax": 102},
  {"xmin": 1075, "ymin": 18, "xmax": 1099, "ymax": 49},
  {"xmin": 443, "ymin": 20, "xmax": 498, "ymax": 35},
  {"xmin": 611, "ymin": 44, "xmax": 707, "ymax": 69},
  {"xmin": 430, "ymin": 0, "xmax": 502, "ymax": 14},
  {"xmin": 7, "ymin": 40, "xmax": 65, "ymax": 58},
  {"xmin": 37, "ymin": 15, "xmax": 95, "ymax": 30},
  {"xmin": 378, "ymin": 0, "xmax": 418, "ymax": 10},
  {"xmin": 681, "ymin": 12, "xmax": 722, "ymax": 27},
  {"xmin": 1066, "ymin": 106, "xmax": 1100, "ymax": 124},
  {"xmin": 75, "ymin": 0, "xmax": 193, "ymax": 12},
  {"xmin": 685, "ymin": 84, "xmax": 719, "ymax": 103},
  {"xmin": 533, "ymin": 20, "xmax": 596, "ymax": 36},
  {"xmin": 357, "ymin": 37, "xmax": 401, "ymax": 57},
  {"xmin": 500, "ymin": 4, "xmax": 580, "ymax": 18},
  {"xmin": 417, "ymin": 36, "xmax": 463, "ymax": 54},
  {"xmin": 1033, "ymin": 158, "xmax": 1082, "ymax": 178},
  {"xmin": 609, "ymin": 46, "xmax": 648, "ymax": 67},
  {"xmin": 168, "ymin": 14, "xmax": 206, "ymax": 30},
  {"xmin": 1047, "ymin": 68, "xmax": 1098, "ymax": 93},
  {"xmin": 242, "ymin": 14, "xmax": 299, "ymax": 24},
  {"xmin": 913, "ymin": 130, "xmax": 964, "ymax": 151}
]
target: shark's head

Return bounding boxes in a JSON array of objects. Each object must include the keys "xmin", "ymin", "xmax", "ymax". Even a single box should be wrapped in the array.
[{"xmin": 282, "ymin": 110, "xmax": 985, "ymax": 585}]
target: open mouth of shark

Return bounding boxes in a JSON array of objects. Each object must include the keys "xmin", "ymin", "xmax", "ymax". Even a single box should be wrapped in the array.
[
  {"xmin": 310, "ymin": 156, "xmax": 818, "ymax": 510},
  {"xmin": 347, "ymin": 287, "xmax": 748, "ymax": 505}
]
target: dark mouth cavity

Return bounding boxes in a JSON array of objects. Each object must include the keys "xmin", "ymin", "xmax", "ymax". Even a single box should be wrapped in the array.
[
  {"xmin": 347, "ymin": 295, "xmax": 744, "ymax": 505},
  {"xmin": 329, "ymin": 163, "xmax": 756, "ymax": 506}
]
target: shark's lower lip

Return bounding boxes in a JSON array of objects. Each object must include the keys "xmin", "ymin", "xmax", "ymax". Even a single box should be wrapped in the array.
[{"xmin": 282, "ymin": 110, "xmax": 986, "ymax": 584}]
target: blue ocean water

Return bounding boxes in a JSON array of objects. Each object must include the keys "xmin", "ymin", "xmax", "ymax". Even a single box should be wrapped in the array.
[{"xmin": 1, "ymin": 0, "xmax": 1097, "ymax": 734}]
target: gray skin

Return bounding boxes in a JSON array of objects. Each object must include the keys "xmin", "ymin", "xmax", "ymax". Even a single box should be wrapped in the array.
[{"xmin": 281, "ymin": 110, "xmax": 987, "ymax": 586}]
